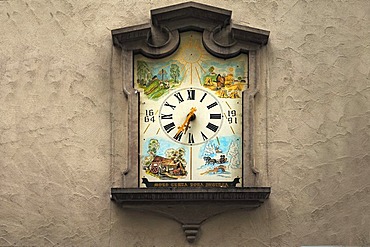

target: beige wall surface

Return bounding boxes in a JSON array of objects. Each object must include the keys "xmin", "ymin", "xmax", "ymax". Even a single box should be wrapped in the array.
[{"xmin": 0, "ymin": 0, "xmax": 369, "ymax": 246}]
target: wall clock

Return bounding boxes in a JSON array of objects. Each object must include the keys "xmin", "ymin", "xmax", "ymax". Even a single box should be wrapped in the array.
[
  {"xmin": 135, "ymin": 32, "xmax": 247, "ymax": 186},
  {"xmin": 110, "ymin": 2, "xmax": 270, "ymax": 243}
]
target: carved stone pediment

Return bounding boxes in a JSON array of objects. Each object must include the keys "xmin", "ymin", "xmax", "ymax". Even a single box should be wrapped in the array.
[{"xmin": 112, "ymin": 1, "xmax": 269, "ymax": 58}]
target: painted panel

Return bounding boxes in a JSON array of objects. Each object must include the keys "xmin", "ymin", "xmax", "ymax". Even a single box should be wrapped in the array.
[{"xmin": 134, "ymin": 31, "xmax": 248, "ymax": 186}]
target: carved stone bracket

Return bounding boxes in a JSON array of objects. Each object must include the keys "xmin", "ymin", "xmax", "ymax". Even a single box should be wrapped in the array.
[{"xmin": 111, "ymin": 187, "xmax": 271, "ymax": 243}]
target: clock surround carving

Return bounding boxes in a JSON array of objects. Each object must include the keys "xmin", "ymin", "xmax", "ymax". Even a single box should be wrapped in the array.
[{"xmin": 110, "ymin": 2, "xmax": 270, "ymax": 243}]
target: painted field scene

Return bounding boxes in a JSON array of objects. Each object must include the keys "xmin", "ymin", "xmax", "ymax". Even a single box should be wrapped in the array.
[{"xmin": 136, "ymin": 60, "xmax": 184, "ymax": 99}]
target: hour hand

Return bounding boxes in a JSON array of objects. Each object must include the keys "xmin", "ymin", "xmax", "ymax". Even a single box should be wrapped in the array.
[
  {"xmin": 184, "ymin": 120, "xmax": 191, "ymax": 134},
  {"xmin": 182, "ymin": 107, "xmax": 197, "ymax": 133},
  {"xmin": 175, "ymin": 107, "xmax": 197, "ymax": 137}
]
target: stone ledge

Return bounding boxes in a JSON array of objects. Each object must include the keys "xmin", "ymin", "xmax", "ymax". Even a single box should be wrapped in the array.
[
  {"xmin": 111, "ymin": 187, "xmax": 270, "ymax": 203},
  {"xmin": 111, "ymin": 187, "xmax": 270, "ymax": 243}
]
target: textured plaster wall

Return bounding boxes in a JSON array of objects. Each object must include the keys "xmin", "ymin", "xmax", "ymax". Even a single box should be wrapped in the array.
[{"xmin": 0, "ymin": 0, "xmax": 369, "ymax": 247}]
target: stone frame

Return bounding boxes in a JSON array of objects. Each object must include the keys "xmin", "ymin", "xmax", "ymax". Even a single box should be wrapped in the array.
[{"xmin": 110, "ymin": 2, "xmax": 270, "ymax": 243}]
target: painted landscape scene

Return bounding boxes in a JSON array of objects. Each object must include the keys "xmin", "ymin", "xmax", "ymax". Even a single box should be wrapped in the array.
[
  {"xmin": 201, "ymin": 63, "xmax": 248, "ymax": 99},
  {"xmin": 136, "ymin": 60, "xmax": 184, "ymax": 99}
]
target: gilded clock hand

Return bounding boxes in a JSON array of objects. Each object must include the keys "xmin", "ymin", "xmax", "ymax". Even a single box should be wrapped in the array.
[
  {"xmin": 184, "ymin": 120, "xmax": 191, "ymax": 134},
  {"xmin": 184, "ymin": 110, "xmax": 196, "ymax": 134},
  {"xmin": 174, "ymin": 107, "xmax": 197, "ymax": 138},
  {"xmin": 183, "ymin": 107, "xmax": 197, "ymax": 134}
]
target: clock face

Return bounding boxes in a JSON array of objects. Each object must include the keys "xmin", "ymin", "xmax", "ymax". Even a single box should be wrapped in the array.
[
  {"xmin": 159, "ymin": 87, "xmax": 223, "ymax": 146},
  {"xmin": 134, "ymin": 31, "xmax": 247, "ymax": 186}
]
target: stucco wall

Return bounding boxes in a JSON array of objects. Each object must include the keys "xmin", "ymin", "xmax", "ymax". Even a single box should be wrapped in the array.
[{"xmin": 0, "ymin": 0, "xmax": 369, "ymax": 246}]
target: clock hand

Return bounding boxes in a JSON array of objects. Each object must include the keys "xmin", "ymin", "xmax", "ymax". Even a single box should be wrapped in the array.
[
  {"xmin": 175, "ymin": 107, "xmax": 197, "ymax": 137},
  {"xmin": 184, "ymin": 120, "xmax": 191, "ymax": 134},
  {"xmin": 184, "ymin": 107, "xmax": 197, "ymax": 134}
]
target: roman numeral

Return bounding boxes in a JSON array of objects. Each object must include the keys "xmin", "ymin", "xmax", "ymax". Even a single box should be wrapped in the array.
[
  {"xmin": 188, "ymin": 133, "xmax": 195, "ymax": 144},
  {"xmin": 174, "ymin": 92, "xmax": 184, "ymax": 103},
  {"xmin": 206, "ymin": 122, "xmax": 219, "ymax": 132},
  {"xmin": 210, "ymin": 113, "xmax": 222, "ymax": 119},
  {"xmin": 201, "ymin": 131, "xmax": 208, "ymax": 141},
  {"xmin": 207, "ymin": 102, "xmax": 218, "ymax": 109},
  {"xmin": 174, "ymin": 131, "xmax": 183, "ymax": 141},
  {"xmin": 200, "ymin": 92, "xmax": 207, "ymax": 102},
  {"xmin": 164, "ymin": 102, "xmax": 176, "ymax": 110},
  {"xmin": 163, "ymin": 122, "xmax": 175, "ymax": 133},
  {"xmin": 160, "ymin": 113, "xmax": 173, "ymax": 119},
  {"xmin": 187, "ymin": 89, "xmax": 195, "ymax": 100}
]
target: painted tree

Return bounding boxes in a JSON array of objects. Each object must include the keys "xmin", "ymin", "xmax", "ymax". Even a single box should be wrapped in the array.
[
  {"xmin": 146, "ymin": 71, "xmax": 153, "ymax": 82},
  {"xmin": 209, "ymin": 66, "xmax": 215, "ymax": 74},
  {"xmin": 227, "ymin": 141, "xmax": 240, "ymax": 169},
  {"xmin": 170, "ymin": 64, "xmax": 180, "ymax": 83},
  {"xmin": 166, "ymin": 147, "xmax": 187, "ymax": 174},
  {"xmin": 143, "ymin": 139, "xmax": 160, "ymax": 168},
  {"xmin": 137, "ymin": 61, "xmax": 150, "ymax": 85},
  {"xmin": 203, "ymin": 141, "xmax": 216, "ymax": 157},
  {"xmin": 147, "ymin": 139, "xmax": 160, "ymax": 155}
]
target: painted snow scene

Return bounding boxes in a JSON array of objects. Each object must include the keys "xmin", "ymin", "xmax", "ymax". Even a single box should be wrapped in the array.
[{"xmin": 195, "ymin": 136, "xmax": 242, "ymax": 180}]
